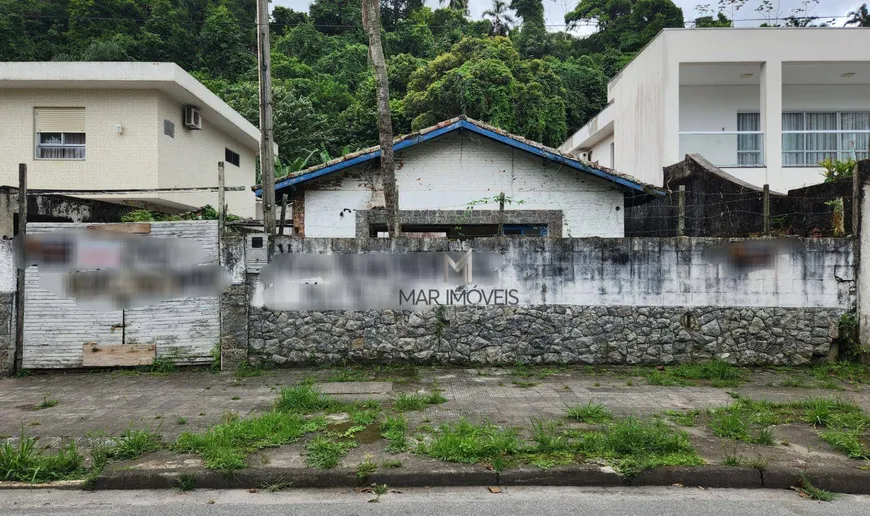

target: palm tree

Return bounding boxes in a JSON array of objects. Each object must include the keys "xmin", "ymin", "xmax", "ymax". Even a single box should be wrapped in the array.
[
  {"xmin": 439, "ymin": 0, "xmax": 470, "ymax": 14},
  {"xmin": 483, "ymin": 0, "xmax": 515, "ymax": 36},
  {"xmin": 845, "ymin": 3, "xmax": 870, "ymax": 26}
]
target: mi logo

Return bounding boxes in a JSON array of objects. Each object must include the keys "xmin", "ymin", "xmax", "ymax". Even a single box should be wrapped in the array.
[{"xmin": 444, "ymin": 250, "xmax": 473, "ymax": 283}]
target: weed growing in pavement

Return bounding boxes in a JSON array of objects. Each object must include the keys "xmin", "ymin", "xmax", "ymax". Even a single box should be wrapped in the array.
[
  {"xmin": 565, "ymin": 401, "xmax": 612, "ymax": 423},
  {"xmin": 174, "ymin": 410, "xmax": 327, "ymax": 471},
  {"xmin": 32, "ymin": 393, "xmax": 58, "ymax": 410},
  {"xmin": 393, "ymin": 391, "xmax": 447, "ymax": 411},
  {"xmin": 112, "ymin": 429, "xmax": 162, "ymax": 459},
  {"xmin": 176, "ymin": 417, "xmax": 187, "ymax": 425},
  {"xmin": 262, "ymin": 478, "xmax": 292, "ymax": 492},
  {"xmin": 512, "ymin": 381, "xmax": 539, "ymax": 388},
  {"xmin": 0, "ymin": 434, "xmax": 85, "ymax": 483},
  {"xmin": 381, "ymin": 459, "xmax": 402, "ymax": 468},
  {"xmin": 305, "ymin": 436, "xmax": 357, "ymax": 469},
  {"xmin": 234, "ymin": 361, "xmax": 266, "ymax": 378},
  {"xmin": 274, "ymin": 383, "xmax": 340, "ymax": 413},
  {"xmin": 174, "ymin": 472, "xmax": 197, "ymax": 492},
  {"xmin": 356, "ymin": 455, "xmax": 377, "ymax": 482},
  {"xmin": 798, "ymin": 474, "xmax": 835, "ymax": 501},
  {"xmin": 147, "ymin": 356, "xmax": 177, "ymax": 374},
  {"xmin": 663, "ymin": 409, "xmax": 700, "ymax": 427},
  {"xmin": 419, "ymin": 418, "xmax": 522, "ymax": 464},
  {"xmin": 819, "ymin": 428, "xmax": 868, "ymax": 459},
  {"xmin": 328, "ymin": 369, "xmax": 371, "ymax": 382},
  {"xmin": 380, "ymin": 414, "xmax": 408, "ymax": 452},
  {"xmin": 670, "ymin": 361, "xmax": 747, "ymax": 387}
]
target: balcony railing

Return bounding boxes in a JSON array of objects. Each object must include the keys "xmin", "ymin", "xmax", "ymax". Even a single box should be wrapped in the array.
[{"xmin": 679, "ymin": 131, "xmax": 765, "ymax": 168}]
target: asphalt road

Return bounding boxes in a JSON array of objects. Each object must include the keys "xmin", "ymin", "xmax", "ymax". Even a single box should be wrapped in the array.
[{"xmin": 1, "ymin": 487, "xmax": 869, "ymax": 516}]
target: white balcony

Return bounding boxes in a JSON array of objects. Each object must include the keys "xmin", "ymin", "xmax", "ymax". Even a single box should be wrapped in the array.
[{"xmin": 679, "ymin": 131, "xmax": 765, "ymax": 168}]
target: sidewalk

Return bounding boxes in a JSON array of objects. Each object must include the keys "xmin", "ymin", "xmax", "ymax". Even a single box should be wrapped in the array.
[{"xmin": 2, "ymin": 365, "xmax": 869, "ymax": 493}]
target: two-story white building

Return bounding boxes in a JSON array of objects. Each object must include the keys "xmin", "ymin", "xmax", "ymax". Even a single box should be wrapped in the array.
[
  {"xmin": 560, "ymin": 28, "xmax": 870, "ymax": 193},
  {"xmin": 0, "ymin": 62, "xmax": 266, "ymax": 218}
]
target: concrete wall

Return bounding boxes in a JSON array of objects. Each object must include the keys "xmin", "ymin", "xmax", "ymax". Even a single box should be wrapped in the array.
[
  {"xmin": 609, "ymin": 35, "xmax": 668, "ymax": 188},
  {"xmin": 0, "ymin": 89, "xmax": 160, "ymax": 189},
  {"xmin": 0, "ymin": 88, "xmax": 256, "ymax": 218},
  {"xmin": 0, "ymin": 241, "xmax": 14, "ymax": 375},
  {"xmin": 157, "ymin": 95, "xmax": 258, "ymax": 219},
  {"xmin": 245, "ymin": 236, "xmax": 854, "ymax": 366},
  {"xmin": 303, "ymin": 132, "xmax": 626, "ymax": 238}
]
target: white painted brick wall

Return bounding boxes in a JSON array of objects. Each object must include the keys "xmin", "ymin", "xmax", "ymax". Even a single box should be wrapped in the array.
[
  {"xmin": 22, "ymin": 221, "xmax": 219, "ymax": 368},
  {"xmin": 304, "ymin": 132, "xmax": 626, "ymax": 238}
]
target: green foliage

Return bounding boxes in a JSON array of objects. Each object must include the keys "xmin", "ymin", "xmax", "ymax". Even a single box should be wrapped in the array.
[
  {"xmin": 820, "ymin": 157, "xmax": 857, "ymax": 183},
  {"xmin": 306, "ymin": 436, "xmax": 357, "ymax": 469},
  {"xmin": 33, "ymin": 393, "xmax": 58, "ymax": 411},
  {"xmin": 420, "ymin": 418, "xmax": 523, "ymax": 463},
  {"xmin": 0, "ymin": 1, "xmax": 680, "ymax": 169},
  {"xmin": 274, "ymin": 383, "xmax": 340, "ymax": 413},
  {"xmin": 174, "ymin": 410, "xmax": 327, "ymax": 471},
  {"xmin": 393, "ymin": 391, "xmax": 448, "ymax": 411},
  {"xmin": 798, "ymin": 474, "xmax": 836, "ymax": 501},
  {"xmin": 175, "ymin": 472, "xmax": 197, "ymax": 492},
  {"xmin": 565, "ymin": 401, "xmax": 612, "ymax": 423},
  {"xmin": 112, "ymin": 429, "xmax": 163, "ymax": 460},
  {"xmin": 380, "ymin": 414, "xmax": 409, "ymax": 452},
  {"xmin": 0, "ymin": 436, "xmax": 85, "ymax": 483}
]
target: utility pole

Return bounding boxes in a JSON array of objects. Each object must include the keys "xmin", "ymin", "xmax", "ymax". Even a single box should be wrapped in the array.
[{"xmin": 256, "ymin": 0, "xmax": 276, "ymax": 254}]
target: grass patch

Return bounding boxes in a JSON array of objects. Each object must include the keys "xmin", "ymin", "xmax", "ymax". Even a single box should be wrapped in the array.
[
  {"xmin": 418, "ymin": 415, "xmax": 700, "ymax": 478},
  {"xmin": 356, "ymin": 456, "xmax": 377, "ymax": 482},
  {"xmin": 33, "ymin": 393, "xmax": 58, "ymax": 410},
  {"xmin": 798, "ymin": 474, "xmax": 835, "ymax": 501},
  {"xmin": 565, "ymin": 401, "xmax": 612, "ymax": 423},
  {"xmin": 262, "ymin": 478, "xmax": 292, "ymax": 492},
  {"xmin": 819, "ymin": 428, "xmax": 868, "ymax": 459},
  {"xmin": 0, "ymin": 436, "xmax": 85, "ymax": 483},
  {"xmin": 112, "ymin": 429, "xmax": 162, "ymax": 459},
  {"xmin": 176, "ymin": 417, "xmax": 187, "ymax": 425},
  {"xmin": 305, "ymin": 436, "xmax": 356, "ymax": 469},
  {"xmin": 234, "ymin": 361, "xmax": 266, "ymax": 378},
  {"xmin": 670, "ymin": 361, "xmax": 747, "ymax": 387},
  {"xmin": 381, "ymin": 459, "xmax": 402, "ymax": 469},
  {"xmin": 174, "ymin": 472, "xmax": 197, "ymax": 492},
  {"xmin": 664, "ymin": 409, "xmax": 700, "ymax": 427},
  {"xmin": 393, "ymin": 391, "xmax": 447, "ymax": 411},
  {"xmin": 274, "ymin": 383, "xmax": 340, "ymax": 413},
  {"xmin": 380, "ymin": 414, "xmax": 408, "ymax": 452},
  {"xmin": 419, "ymin": 418, "xmax": 522, "ymax": 465},
  {"xmin": 512, "ymin": 381, "xmax": 539, "ymax": 388},
  {"xmin": 645, "ymin": 370, "xmax": 688, "ymax": 386},
  {"xmin": 147, "ymin": 356, "xmax": 177, "ymax": 374},
  {"xmin": 174, "ymin": 411, "xmax": 326, "ymax": 471}
]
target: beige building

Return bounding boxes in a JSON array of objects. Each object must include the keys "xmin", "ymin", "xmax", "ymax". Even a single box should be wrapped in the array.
[
  {"xmin": 0, "ymin": 62, "xmax": 266, "ymax": 218},
  {"xmin": 560, "ymin": 28, "xmax": 870, "ymax": 193}
]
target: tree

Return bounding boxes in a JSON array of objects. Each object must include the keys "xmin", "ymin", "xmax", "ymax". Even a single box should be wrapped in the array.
[
  {"xmin": 271, "ymin": 6, "xmax": 308, "ymax": 35},
  {"xmin": 362, "ymin": 0, "xmax": 401, "ymax": 237},
  {"xmin": 511, "ymin": 0, "xmax": 547, "ymax": 58},
  {"xmin": 565, "ymin": 0, "xmax": 683, "ymax": 53},
  {"xmin": 198, "ymin": 4, "xmax": 255, "ymax": 79},
  {"xmin": 381, "ymin": 0, "xmax": 425, "ymax": 28},
  {"xmin": 483, "ymin": 0, "xmax": 516, "ymax": 36},
  {"xmin": 439, "ymin": 0, "xmax": 470, "ymax": 13},
  {"xmin": 846, "ymin": 3, "xmax": 870, "ymax": 26}
]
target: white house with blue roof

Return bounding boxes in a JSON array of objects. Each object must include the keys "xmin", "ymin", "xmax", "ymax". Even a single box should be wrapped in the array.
[{"xmin": 255, "ymin": 116, "xmax": 663, "ymax": 238}]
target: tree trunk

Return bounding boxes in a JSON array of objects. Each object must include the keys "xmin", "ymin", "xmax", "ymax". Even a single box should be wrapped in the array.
[{"xmin": 361, "ymin": 0, "xmax": 400, "ymax": 237}]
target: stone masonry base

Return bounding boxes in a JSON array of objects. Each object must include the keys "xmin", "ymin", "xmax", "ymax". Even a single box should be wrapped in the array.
[{"xmin": 248, "ymin": 305, "xmax": 843, "ymax": 366}]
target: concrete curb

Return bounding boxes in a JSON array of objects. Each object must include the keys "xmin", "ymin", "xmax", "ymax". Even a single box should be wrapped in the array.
[{"xmin": 3, "ymin": 466, "xmax": 870, "ymax": 494}]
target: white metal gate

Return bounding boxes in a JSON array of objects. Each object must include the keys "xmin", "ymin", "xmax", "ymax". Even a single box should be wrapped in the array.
[{"xmin": 22, "ymin": 221, "xmax": 220, "ymax": 368}]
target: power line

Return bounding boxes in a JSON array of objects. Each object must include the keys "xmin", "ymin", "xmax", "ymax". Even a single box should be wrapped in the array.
[{"xmin": 0, "ymin": 11, "xmax": 855, "ymax": 29}]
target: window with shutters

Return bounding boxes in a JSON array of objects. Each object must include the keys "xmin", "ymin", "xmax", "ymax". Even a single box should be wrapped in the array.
[{"xmin": 34, "ymin": 107, "xmax": 86, "ymax": 160}]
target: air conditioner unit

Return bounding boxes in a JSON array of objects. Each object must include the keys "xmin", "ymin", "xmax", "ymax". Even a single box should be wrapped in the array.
[{"xmin": 182, "ymin": 106, "xmax": 202, "ymax": 130}]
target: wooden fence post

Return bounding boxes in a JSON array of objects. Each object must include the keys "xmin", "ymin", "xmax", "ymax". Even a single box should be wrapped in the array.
[
  {"xmin": 497, "ymin": 192, "xmax": 505, "ymax": 236},
  {"xmin": 763, "ymin": 184, "xmax": 770, "ymax": 236},
  {"xmin": 217, "ymin": 161, "xmax": 225, "ymax": 237},
  {"xmin": 278, "ymin": 194, "xmax": 288, "ymax": 236},
  {"xmin": 13, "ymin": 164, "xmax": 27, "ymax": 375}
]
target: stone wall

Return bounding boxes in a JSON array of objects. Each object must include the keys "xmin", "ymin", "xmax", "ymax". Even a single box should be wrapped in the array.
[
  {"xmin": 240, "ymin": 235, "xmax": 854, "ymax": 367},
  {"xmin": 0, "ymin": 293, "xmax": 14, "ymax": 375},
  {"xmin": 248, "ymin": 305, "xmax": 843, "ymax": 366}
]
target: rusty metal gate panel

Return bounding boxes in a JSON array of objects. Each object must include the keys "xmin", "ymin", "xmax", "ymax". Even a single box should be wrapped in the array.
[{"xmin": 22, "ymin": 221, "xmax": 219, "ymax": 368}]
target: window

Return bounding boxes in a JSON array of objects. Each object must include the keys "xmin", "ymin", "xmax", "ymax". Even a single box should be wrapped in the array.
[
  {"xmin": 225, "ymin": 148, "xmax": 240, "ymax": 167},
  {"xmin": 35, "ymin": 107, "xmax": 85, "ymax": 160},
  {"xmin": 736, "ymin": 113, "xmax": 762, "ymax": 166},
  {"xmin": 163, "ymin": 119, "xmax": 175, "ymax": 138},
  {"xmin": 782, "ymin": 111, "xmax": 870, "ymax": 165}
]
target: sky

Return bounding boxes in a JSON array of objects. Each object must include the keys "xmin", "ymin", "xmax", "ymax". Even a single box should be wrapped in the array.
[{"xmin": 272, "ymin": 0, "xmax": 861, "ymax": 33}]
